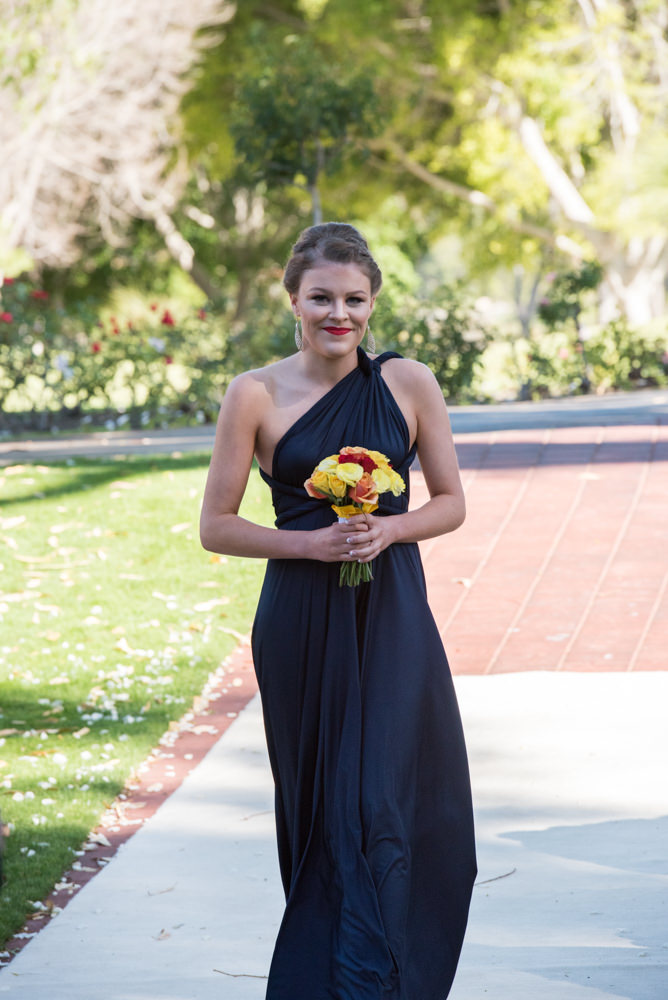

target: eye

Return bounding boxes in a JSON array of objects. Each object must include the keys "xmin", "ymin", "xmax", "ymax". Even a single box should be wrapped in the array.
[
  {"xmin": 311, "ymin": 294, "xmax": 329, "ymax": 302},
  {"xmin": 347, "ymin": 297, "xmax": 365, "ymax": 305}
]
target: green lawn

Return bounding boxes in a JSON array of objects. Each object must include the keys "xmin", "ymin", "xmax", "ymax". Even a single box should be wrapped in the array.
[{"xmin": 0, "ymin": 454, "xmax": 273, "ymax": 948}]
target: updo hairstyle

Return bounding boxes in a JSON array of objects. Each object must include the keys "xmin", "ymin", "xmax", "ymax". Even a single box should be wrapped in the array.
[{"xmin": 283, "ymin": 222, "xmax": 383, "ymax": 297}]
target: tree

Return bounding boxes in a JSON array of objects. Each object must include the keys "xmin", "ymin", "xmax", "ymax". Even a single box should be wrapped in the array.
[
  {"xmin": 0, "ymin": 0, "xmax": 233, "ymax": 287},
  {"xmin": 229, "ymin": 34, "xmax": 382, "ymax": 224},
  {"xmin": 361, "ymin": 0, "xmax": 668, "ymax": 323}
]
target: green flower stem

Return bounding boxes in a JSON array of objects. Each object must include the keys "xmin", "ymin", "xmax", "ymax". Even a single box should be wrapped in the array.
[
  {"xmin": 339, "ymin": 559, "xmax": 374, "ymax": 587},
  {"xmin": 335, "ymin": 513, "xmax": 375, "ymax": 586}
]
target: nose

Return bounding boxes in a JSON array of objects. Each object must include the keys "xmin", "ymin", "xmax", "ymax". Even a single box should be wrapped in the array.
[{"xmin": 329, "ymin": 297, "xmax": 348, "ymax": 321}]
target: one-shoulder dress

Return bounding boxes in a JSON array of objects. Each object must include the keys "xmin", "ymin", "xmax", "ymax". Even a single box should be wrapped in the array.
[{"xmin": 252, "ymin": 348, "xmax": 476, "ymax": 1000}]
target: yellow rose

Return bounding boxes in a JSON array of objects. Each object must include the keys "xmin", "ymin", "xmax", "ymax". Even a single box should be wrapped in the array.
[
  {"xmin": 317, "ymin": 455, "xmax": 340, "ymax": 473},
  {"xmin": 371, "ymin": 467, "xmax": 392, "ymax": 493},
  {"xmin": 371, "ymin": 466, "xmax": 405, "ymax": 496},
  {"xmin": 388, "ymin": 470, "xmax": 406, "ymax": 496},
  {"xmin": 325, "ymin": 472, "xmax": 348, "ymax": 498},
  {"xmin": 336, "ymin": 462, "xmax": 364, "ymax": 487},
  {"xmin": 310, "ymin": 469, "xmax": 334, "ymax": 496},
  {"xmin": 367, "ymin": 449, "xmax": 392, "ymax": 469}
]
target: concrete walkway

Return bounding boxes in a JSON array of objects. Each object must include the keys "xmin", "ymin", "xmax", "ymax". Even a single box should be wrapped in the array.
[
  {"xmin": 2, "ymin": 675, "xmax": 666, "ymax": 1000},
  {"xmin": 1, "ymin": 391, "xmax": 667, "ymax": 998}
]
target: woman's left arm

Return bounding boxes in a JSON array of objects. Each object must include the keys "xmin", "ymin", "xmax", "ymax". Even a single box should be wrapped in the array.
[{"xmin": 346, "ymin": 362, "xmax": 465, "ymax": 563}]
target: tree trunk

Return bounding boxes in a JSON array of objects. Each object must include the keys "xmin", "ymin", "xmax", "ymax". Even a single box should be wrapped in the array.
[
  {"xmin": 603, "ymin": 265, "xmax": 667, "ymax": 325},
  {"xmin": 309, "ymin": 183, "xmax": 323, "ymax": 225},
  {"xmin": 152, "ymin": 207, "xmax": 221, "ymax": 300},
  {"xmin": 599, "ymin": 235, "xmax": 668, "ymax": 325}
]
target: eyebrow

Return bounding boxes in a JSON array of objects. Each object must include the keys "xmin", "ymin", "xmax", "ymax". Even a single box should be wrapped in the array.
[{"xmin": 307, "ymin": 287, "xmax": 369, "ymax": 295}]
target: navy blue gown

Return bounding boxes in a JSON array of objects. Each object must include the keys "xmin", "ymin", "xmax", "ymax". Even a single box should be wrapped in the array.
[{"xmin": 252, "ymin": 348, "xmax": 476, "ymax": 1000}]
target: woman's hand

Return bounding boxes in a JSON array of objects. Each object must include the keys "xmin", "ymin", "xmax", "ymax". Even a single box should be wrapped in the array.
[{"xmin": 306, "ymin": 514, "xmax": 395, "ymax": 564}]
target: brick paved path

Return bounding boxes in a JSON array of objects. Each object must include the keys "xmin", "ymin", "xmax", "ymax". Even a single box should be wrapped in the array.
[{"xmin": 415, "ymin": 422, "xmax": 668, "ymax": 674}]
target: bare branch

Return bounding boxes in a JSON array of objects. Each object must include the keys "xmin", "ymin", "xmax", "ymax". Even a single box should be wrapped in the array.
[
  {"xmin": 0, "ymin": 0, "xmax": 236, "ymax": 266},
  {"xmin": 369, "ymin": 138, "xmax": 588, "ymax": 260},
  {"xmin": 517, "ymin": 117, "xmax": 595, "ymax": 226}
]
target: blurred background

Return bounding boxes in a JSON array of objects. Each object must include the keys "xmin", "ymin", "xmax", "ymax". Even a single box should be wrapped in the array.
[{"xmin": 1, "ymin": 0, "xmax": 667, "ymax": 430}]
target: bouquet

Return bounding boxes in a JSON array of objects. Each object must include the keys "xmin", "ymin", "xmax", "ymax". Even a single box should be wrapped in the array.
[{"xmin": 304, "ymin": 446, "xmax": 406, "ymax": 586}]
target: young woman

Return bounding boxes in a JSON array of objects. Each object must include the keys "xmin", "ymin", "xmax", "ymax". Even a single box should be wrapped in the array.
[{"xmin": 200, "ymin": 222, "xmax": 476, "ymax": 999}]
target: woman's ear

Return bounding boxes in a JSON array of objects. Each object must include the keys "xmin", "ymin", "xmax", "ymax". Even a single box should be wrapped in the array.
[{"xmin": 290, "ymin": 295, "xmax": 299, "ymax": 317}]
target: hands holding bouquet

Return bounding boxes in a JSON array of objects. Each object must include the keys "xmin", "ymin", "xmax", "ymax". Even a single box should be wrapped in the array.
[{"xmin": 304, "ymin": 446, "xmax": 406, "ymax": 586}]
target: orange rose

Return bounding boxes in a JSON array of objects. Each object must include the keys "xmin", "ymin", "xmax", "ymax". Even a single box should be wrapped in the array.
[
  {"xmin": 348, "ymin": 471, "xmax": 378, "ymax": 507},
  {"xmin": 304, "ymin": 479, "xmax": 327, "ymax": 499}
]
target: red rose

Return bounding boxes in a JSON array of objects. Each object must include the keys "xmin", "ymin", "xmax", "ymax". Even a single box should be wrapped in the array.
[
  {"xmin": 161, "ymin": 310, "xmax": 174, "ymax": 326},
  {"xmin": 338, "ymin": 448, "xmax": 377, "ymax": 474},
  {"xmin": 30, "ymin": 290, "xmax": 49, "ymax": 300},
  {"xmin": 198, "ymin": 308, "xmax": 207, "ymax": 320},
  {"xmin": 2, "ymin": 278, "xmax": 14, "ymax": 285},
  {"xmin": 0, "ymin": 311, "xmax": 13, "ymax": 322},
  {"xmin": 92, "ymin": 341, "xmax": 101, "ymax": 353},
  {"xmin": 164, "ymin": 355, "xmax": 173, "ymax": 364}
]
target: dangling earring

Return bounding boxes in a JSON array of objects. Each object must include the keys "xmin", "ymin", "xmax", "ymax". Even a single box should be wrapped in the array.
[
  {"xmin": 295, "ymin": 319, "xmax": 303, "ymax": 351},
  {"xmin": 366, "ymin": 326, "xmax": 376, "ymax": 354}
]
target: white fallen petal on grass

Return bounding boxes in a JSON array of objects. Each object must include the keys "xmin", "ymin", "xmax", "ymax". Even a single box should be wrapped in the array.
[{"xmin": 193, "ymin": 597, "xmax": 230, "ymax": 612}]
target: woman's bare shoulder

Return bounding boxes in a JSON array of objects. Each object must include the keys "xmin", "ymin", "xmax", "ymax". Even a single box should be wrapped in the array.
[
  {"xmin": 380, "ymin": 356, "xmax": 440, "ymax": 395},
  {"xmin": 226, "ymin": 355, "xmax": 298, "ymax": 406}
]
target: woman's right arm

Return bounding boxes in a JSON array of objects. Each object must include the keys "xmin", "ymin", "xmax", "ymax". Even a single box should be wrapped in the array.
[{"xmin": 199, "ymin": 374, "xmax": 354, "ymax": 562}]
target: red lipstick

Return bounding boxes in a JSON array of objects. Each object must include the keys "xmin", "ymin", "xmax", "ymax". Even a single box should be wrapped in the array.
[{"xmin": 324, "ymin": 327, "xmax": 351, "ymax": 335}]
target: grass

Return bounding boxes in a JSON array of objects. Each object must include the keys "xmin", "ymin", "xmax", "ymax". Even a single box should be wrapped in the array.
[{"xmin": 0, "ymin": 453, "xmax": 273, "ymax": 948}]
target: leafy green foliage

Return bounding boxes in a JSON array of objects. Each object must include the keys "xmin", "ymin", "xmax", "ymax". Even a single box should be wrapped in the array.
[
  {"xmin": 229, "ymin": 33, "xmax": 382, "ymax": 218},
  {"xmin": 538, "ymin": 262, "xmax": 604, "ymax": 330},
  {"xmin": 508, "ymin": 320, "xmax": 667, "ymax": 398},
  {"xmin": 511, "ymin": 332, "xmax": 590, "ymax": 399},
  {"xmin": 5, "ymin": 0, "xmax": 668, "ymax": 393},
  {"xmin": 375, "ymin": 284, "xmax": 489, "ymax": 402},
  {"xmin": 586, "ymin": 320, "xmax": 668, "ymax": 392},
  {"xmin": 0, "ymin": 279, "xmax": 230, "ymax": 431}
]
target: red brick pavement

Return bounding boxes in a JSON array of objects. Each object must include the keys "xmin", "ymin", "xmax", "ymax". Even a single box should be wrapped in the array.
[{"xmin": 415, "ymin": 422, "xmax": 668, "ymax": 674}]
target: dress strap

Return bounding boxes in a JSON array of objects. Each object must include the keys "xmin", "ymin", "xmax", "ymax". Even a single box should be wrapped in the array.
[{"xmin": 374, "ymin": 351, "xmax": 403, "ymax": 365}]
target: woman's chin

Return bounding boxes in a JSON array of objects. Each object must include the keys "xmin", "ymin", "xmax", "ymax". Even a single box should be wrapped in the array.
[{"xmin": 306, "ymin": 336, "xmax": 362, "ymax": 358}]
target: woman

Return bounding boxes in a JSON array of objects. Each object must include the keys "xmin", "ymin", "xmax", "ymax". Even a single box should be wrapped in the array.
[{"xmin": 200, "ymin": 222, "xmax": 476, "ymax": 999}]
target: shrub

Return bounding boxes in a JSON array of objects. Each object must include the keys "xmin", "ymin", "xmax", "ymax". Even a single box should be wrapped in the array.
[
  {"xmin": 586, "ymin": 320, "xmax": 668, "ymax": 391},
  {"xmin": 373, "ymin": 285, "xmax": 489, "ymax": 402},
  {"xmin": 0, "ymin": 279, "xmax": 230, "ymax": 431},
  {"xmin": 513, "ymin": 321, "xmax": 667, "ymax": 398}
]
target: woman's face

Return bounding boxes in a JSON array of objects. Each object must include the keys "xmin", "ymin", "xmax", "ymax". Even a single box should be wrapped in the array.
[{"xmin": 290, "ymin": 261, "xmax": 376, "ymax": 359}]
